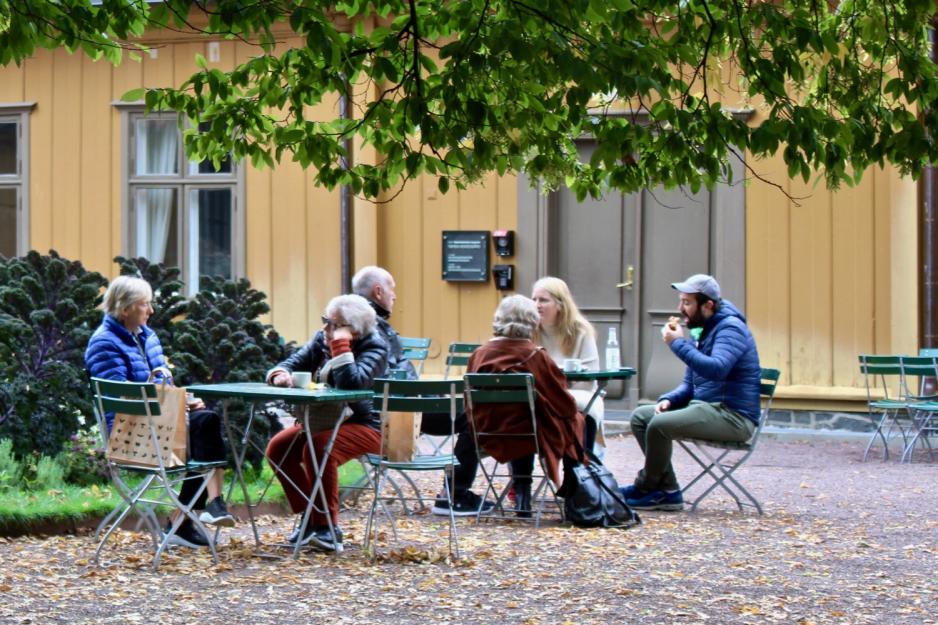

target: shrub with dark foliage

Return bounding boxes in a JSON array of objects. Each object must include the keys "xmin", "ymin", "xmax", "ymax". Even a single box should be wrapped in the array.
[
  {"xmin": 0, "ymin": 251, "xmax": 107, "ymax": 457},
  {"xmin": 170, "ymin": 275, "xmax": 295, "ymax": 470}
]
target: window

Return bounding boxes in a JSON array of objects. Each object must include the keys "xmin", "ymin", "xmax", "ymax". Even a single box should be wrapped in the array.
[
  {"xmin": 124, "ymin": 110, "xmax": 243, "ymax": 295},
  {"xmin": 0, "ymin": 105, "xmax": 32, "ymax": 258}
]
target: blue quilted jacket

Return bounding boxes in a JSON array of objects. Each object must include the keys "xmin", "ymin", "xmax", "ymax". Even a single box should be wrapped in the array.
[
  {"xmin": 84, "ymin": 315, "xmax": 168, "ymax": 430},
  {"xmin": 660, "ymin": 300, "xmax": 762, "ymax": 423}
]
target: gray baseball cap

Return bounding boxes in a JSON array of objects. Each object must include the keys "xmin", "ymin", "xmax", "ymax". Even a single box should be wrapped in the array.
[{"xmin": 671, "ymin": 274, "xmax": 721, "ymax": 301}]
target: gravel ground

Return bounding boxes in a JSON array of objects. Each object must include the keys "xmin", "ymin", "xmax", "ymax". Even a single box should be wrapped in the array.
[{"xmin": 0, "ymin": 434, "xmax": 935, "ymax": 625}]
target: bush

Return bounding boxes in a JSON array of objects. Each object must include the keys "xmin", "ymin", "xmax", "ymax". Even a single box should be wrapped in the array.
[
  {"xmin": 0, "ymin": 251, "xmax": 108, "ymax": 458},
  {"xmin": 0, "ymin": 438, "xmax": 21, "ymax": 492},
  {"xmin": 56, "ymin": 428, "xmax": 109, "ymax": 487},
  {"xmin": 170, "ymin": 274, "xmax": 295, "ymax": 471}
]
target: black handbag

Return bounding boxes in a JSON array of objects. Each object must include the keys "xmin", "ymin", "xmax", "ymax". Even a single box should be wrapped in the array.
[{"xmin": 561, "ymin": 451, "xmax": 641, "ymax": 529}]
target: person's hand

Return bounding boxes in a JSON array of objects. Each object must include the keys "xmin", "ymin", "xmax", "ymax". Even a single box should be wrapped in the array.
[
  {"xmin": 661, "ymin": 322, "xmax": 683, "ymax": 345},
  {"xmin": 270, "ymin": 371, "xmax": 292, "ymax": 387},
  {"xmin": 332, "ymin": 326, "xmax": 354, "ymax": 341},
  {"xmin": 654, "ymin": 399, "xmax": 671, "ymax": 414}
]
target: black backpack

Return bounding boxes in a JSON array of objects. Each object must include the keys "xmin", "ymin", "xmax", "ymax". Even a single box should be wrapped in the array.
[{"xmin": 560, "ymin": 451, "xmax": 641, "ymax": 529}]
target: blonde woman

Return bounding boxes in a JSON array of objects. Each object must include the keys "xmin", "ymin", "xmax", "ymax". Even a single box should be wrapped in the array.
[{"xmin": 531, "ymin": 276, "xmax": 604, "ymax": 454}]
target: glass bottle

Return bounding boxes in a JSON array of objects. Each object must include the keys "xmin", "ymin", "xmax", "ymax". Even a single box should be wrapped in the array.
[{"xmin": 605, "ymin": 326, "xmax": 621, "ymax": 370}]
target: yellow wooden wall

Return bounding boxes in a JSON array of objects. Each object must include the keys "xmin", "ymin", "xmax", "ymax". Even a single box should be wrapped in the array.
[{"xmin": 745, "ymin": 153, "xmax": 918, "ymax": 407}]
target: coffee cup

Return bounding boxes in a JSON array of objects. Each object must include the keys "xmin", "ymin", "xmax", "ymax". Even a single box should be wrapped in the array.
[
  {"xmin": 563, "ymin": 358, "xmax": 582, "ymax": 372},
  {"xmin": 291, "ymin": 371, "xmax": 312, "ymax": 389}
]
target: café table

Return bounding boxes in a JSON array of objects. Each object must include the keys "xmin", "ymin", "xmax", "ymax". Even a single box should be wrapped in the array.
[
  {"xmin": 188, "ymin": 382, "xmax": 372, "ymax": 558},
  {"xmin": 564, "ymin": 367, "xmax": 637, "ymax": 449},
  {"xmin": 563, "ymin": 366, "xmax": 637, "ymax": 414}
]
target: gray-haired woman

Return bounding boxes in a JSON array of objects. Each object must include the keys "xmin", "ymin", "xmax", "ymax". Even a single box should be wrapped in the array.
[
  {"xmin": 466, "ymin": 295, "xmax": 585, "ymax": 517},
  {"xmin": 84, "ymin": 276, "xmax": 235, "ymax": 549},
  {"xmin": 265, "ymin": 294, "xmax": 389, "ymax": 551}
]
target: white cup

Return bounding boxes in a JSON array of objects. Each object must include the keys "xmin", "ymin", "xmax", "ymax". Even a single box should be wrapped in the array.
[
  {"xmin": 563, "ymin": 358, "xmax": 582, "ymax": 372},
  {"xmin": 291, "ymin": 371, "xmax": 312, "ymax": 389}
]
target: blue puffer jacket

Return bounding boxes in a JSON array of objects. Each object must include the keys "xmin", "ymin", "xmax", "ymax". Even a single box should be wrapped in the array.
[
  {"xmin": 660, "ymin": 300, "xmax": 762, "ymax": 423},
  {"xmin": 85, "ymin": 315, "xmax": 168, "ymax": 429}
]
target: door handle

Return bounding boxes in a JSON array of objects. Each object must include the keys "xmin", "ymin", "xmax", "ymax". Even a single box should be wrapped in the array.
[{"xmin": 616, "ymin": 265, "xmax": 635, "ymax": 290}]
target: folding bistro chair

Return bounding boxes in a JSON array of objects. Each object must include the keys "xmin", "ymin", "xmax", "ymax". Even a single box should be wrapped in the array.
[
  {"xmin": 463, "ymin": 372, "xmax": 564, "ymax": 527},
  {"xmin": 858, "ymin": 354, "xmax": 913, "ymax": 461},
  {"xmin": 675, "ymin": 368, "xmax": 780, "ymax": 515},
  {"xmin": 898, "ymin": 355, "xmax": 938, "ymax": 463},
  {"xmin": 444, "ymin": 342, "xmax": 481, "ymax": 379},
  {"xmin": 90, "ymin": 377, "xmax": 226, "ymax": 570},
  {"xmin": 363, "ymin": 378, "xmax": 463, "ymax": 559},
  {"xmin": 398, "ymin": 336, "xmax": 432, "ymax": 377}
]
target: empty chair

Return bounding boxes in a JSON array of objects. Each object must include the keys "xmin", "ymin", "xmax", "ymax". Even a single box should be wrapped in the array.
[
  {"xmin": 398, "ymin": 336, "xmax": 431, "ymax": 377},
  {"xmin": 898, "ymin": 355, "xmax": 938, "ymax": 463},
  {"xmin": 675, "ymin": 368, "xmax": 781, "ymax": 514},
  {"xmin": 444, "ymin": 343, "xmax": 481, "ymax": 379},
  {"xmin": 363, "ymin": 378, "xmax": 463, "ymax": 559},
  {"xmin": 858, "ymin": 354, "xmax": 913, "ymax": 461}
]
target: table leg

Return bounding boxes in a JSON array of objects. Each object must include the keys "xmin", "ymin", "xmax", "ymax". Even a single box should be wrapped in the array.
[
  {"xmin": 219, "ymin": 400, "xmax": 261, "ymax": 547},
  {"xmin": 293, "ymin": 408, "xmax": 348, "ymax": 558}
]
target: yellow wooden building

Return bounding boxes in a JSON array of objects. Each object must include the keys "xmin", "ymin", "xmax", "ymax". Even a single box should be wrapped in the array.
[{"xmin": 0, "ymin": 32, "xmax": 918, "ymax": 412}]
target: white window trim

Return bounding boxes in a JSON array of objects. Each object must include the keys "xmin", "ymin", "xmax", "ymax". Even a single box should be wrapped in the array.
[
  {"xmin": 0, "ymin": 102, "xmax": 36, "ymax": 257},
  {"xmin": 116, "ymin": 103, "xmax": 245, "ymax": 292}
]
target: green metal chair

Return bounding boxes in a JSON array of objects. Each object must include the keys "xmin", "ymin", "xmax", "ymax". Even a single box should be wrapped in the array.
[
  {"xmin": 463, "ymin": 372, "xmax": 564, "ymax": 527},
  {"xmin": 858, "ymin": 355, "xmax": 913, "ymax": 461},
  {"xmin": 898, "ymin": 355, "xmax": 938, "ymax": 463},
  {"xmin": 398, "ymin": 336, "xmax": 432, "ymax": 377},
  {"xmin": 363, "ymin": 378, "xmax": 463, "ymax": 559},
  {"xmin": 90, "ymin": 377, "xmax": 226, "ymax": 570},
  {"xmin": 444, "ymin": 342, "xmax": 481, "ymax": 379},
  {"xmin": 675, "ymin": 368, "xmax": 781, "ymax": 515}
]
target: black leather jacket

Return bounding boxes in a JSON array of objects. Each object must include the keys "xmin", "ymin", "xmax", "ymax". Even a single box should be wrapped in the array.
[
  {"xmin": 371, "ymin": 300, "xmax": 418, "ymax": 380},
  {"xmin": 273, "ymin": 329, "xmax": 389, "ymax": 429}
]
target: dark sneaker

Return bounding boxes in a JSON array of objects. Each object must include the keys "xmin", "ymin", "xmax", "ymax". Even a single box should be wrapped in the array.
[
  {"xmin": 164, "ymin": 520, "xmax": 210, "ymax": 549},
  {"xmin": 432, "ymin": 491, "xmax": 495, "ymax": 517},
  {"xmin": 618, "ymin": 484, "xmax": 640, "ymax": 500},
  {"xmin": 514, "ymin": 485, "xmax": 532, "ymax": 518},
  {"xmin": 303, "ymin": 526, "xmax": 344, "ymax": 553},
  {"xmin": 626, "ymin": 489, "xmax": 684, "ymax": 511},
  {"xmin": 199, "ymin": 496, "xmax": 235, "ymax": 527}
]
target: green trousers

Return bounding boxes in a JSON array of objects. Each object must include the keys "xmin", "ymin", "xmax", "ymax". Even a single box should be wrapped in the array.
[{"xmin": 629, "ymin": 400, "xmax": 755, "ymax": 492}]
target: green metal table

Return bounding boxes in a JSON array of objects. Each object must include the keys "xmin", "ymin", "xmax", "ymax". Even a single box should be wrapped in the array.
[
  {"xmin": 188, "ymin": 382, "xmax": 372, "ymax": 557},
  {"xmin": 563, "ymin": 367, "xmax": 637, "ymax": 416}
]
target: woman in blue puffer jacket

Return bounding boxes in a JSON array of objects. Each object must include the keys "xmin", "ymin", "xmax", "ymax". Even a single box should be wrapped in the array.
[{"xmin": 85, "ymin": 275, "xmax": 234, "ymax": 548}]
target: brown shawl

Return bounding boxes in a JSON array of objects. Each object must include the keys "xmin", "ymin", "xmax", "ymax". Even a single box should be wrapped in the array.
[{"xmin": 467, "ymin": 337, "xmax": 585, "ymax": 485}]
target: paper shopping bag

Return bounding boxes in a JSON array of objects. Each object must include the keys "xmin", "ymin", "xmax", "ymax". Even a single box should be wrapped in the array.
[
  {"xmin": 108, "ymin": 384, "xmax": 188, "ymax": 468},
  {"xmin": 381, "ymin": 411, "xmax": 423, "ymax": 462}
]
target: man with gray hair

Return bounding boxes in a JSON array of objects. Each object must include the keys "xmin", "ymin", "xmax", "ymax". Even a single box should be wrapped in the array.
[
  {"xmin": 623, "ymin": 273, "xmax": 761, "ymax": 511},
  {"xmin": 351, "ymin": 266, "xmax": 417, "ymax": 380}
]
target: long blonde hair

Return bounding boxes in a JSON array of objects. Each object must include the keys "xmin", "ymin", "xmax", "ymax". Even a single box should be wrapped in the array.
[{"xmin": 532, "ymin": 276, "xmax": 594, "ymax": 355}]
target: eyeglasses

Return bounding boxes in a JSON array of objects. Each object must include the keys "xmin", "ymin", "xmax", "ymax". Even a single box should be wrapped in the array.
[{"xmin": 321, "ymin": 316, "xmax": 349, "ymax": 330}]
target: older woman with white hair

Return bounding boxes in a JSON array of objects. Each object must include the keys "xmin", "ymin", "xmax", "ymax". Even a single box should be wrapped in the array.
[
  {"xmin": 84, "ymin": 275, "xmax": 234, "ymax": 549},
  {"xmin": 265, "ymin": 293, "xmax": 388, "ymax": 551},
  {"xmin": 465, "ymin": 295, "xmax": 585, "ymax": 517}
]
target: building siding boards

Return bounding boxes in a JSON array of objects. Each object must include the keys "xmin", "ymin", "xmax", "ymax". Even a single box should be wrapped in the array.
[{"xmin": 0, "ymin": 40, "xmax": 919, "ymax": 403}]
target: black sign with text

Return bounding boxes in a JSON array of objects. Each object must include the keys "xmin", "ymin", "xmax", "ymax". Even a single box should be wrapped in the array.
[{"xmin": 442, "ymin": 231, "xmax": 489, "ymax": 282}]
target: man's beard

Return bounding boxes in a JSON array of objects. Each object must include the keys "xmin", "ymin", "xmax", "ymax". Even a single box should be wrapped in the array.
[{"xmin": 686, "ymin": 309, "xmax": 706, "ymax": 328}]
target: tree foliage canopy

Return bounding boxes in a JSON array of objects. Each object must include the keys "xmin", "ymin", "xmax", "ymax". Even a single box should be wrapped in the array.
[{"xmin": 3, "ymin": 0, "xmax": 937, "ymax": 199}]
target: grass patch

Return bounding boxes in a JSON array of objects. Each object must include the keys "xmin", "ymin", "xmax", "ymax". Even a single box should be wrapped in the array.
[{"xmin": 0, "ymin": 460, "xmax": 368, "ymax": 531}]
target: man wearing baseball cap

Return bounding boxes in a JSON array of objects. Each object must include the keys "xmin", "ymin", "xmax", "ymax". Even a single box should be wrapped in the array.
[{"xmin": 622, "ymin": 273, "xmax": 761, "ymax": 510}]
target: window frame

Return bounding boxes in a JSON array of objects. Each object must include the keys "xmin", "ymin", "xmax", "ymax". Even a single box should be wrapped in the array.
[
  {"xmin": 0, "ymin": 103, "xmax": 35, "ymax": 258},
  {"xmin": 117, "ymin": 104, "xmax": 245, "ymax": 294}
]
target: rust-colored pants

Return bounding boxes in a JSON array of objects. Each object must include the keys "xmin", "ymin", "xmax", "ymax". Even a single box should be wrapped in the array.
[{"xmin": 266, "ymin": 423, "xmax": 380, "ymax": 527}]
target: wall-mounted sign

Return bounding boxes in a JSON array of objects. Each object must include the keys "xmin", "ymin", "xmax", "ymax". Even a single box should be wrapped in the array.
[{"xmin": 442, "ymin": 231, "xmax": 489, "ymax": 282}]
